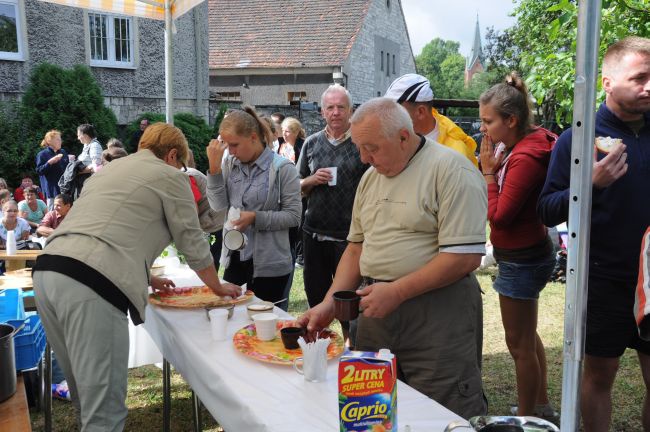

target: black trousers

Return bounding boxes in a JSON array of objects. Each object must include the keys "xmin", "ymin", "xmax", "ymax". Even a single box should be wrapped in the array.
[
  {"xmin": 302, "ymin": 232, "xmax": 347, "ymax": 307},
  {"xmin": 210, "ymin": 230, "xmax": 223, "ymax": 272},
  {"xmin": 223, "ymin": 251, "xmax": 290, "ymax": 304}
]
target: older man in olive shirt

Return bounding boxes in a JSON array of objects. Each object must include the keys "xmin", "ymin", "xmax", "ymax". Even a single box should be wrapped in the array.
[{"xmin": 299, "ymin": 98, "xmax": 487, "ymax": 418}]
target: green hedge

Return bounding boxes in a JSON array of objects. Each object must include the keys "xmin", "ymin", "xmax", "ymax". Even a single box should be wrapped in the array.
[{"xmin": 21, "ymin": 63, "xmax": 117, "ymax": 159}]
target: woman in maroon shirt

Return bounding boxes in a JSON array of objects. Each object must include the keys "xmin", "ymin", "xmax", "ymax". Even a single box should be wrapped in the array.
[{"xmin": 479, "ymin": 73, "xmax": 558, "ymax": 420}]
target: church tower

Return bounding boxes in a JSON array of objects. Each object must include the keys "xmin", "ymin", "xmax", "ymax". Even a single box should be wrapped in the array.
[{"xmin": 465, "ymin": 15, "xmax": 484, "ymax": 87}]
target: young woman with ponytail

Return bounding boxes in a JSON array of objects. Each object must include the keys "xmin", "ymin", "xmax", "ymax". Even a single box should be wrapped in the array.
[
  {"xmin": 206, "ymin": 107, "xmax": 302, "ymax": 304},
  {"xmin": 479, "ymin": 73, "xmax": 559, "ymax": 421}
]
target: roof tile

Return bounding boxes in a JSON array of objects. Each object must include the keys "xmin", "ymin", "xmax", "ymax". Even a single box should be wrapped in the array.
[{"xmin": 208, "ymin": 0, "xmax": 372, "ymax": 69}]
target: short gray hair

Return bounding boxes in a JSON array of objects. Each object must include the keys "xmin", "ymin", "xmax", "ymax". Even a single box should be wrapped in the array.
[
  {"xmin": 350, "ymin": 97, "xmax": 414, "ymax": 138},
  {"xmin": 321, "ymin": 83, "xmax": 352, "ymax": 108}
]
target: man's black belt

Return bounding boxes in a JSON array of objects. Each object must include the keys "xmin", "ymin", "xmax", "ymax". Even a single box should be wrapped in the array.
[{"xmin": 361, "ymin": 276, "xmax": 393, "ymax": 285}]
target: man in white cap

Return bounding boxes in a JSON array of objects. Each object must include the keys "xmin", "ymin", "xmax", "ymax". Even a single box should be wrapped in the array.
[{"xmin": 385, "ymin": 73, "xmax": 478, "ymax": 167}]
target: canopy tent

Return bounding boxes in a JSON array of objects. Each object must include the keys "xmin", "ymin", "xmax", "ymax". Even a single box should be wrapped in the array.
[{"xmin": 38, "ymin": 0, "xmax": 205, "ymax": 124}]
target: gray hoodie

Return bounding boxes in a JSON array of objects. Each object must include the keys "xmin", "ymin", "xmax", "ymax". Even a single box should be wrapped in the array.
[{"xmin": 206, "ymin": 152, "xmax": 301, "ymax": 278}]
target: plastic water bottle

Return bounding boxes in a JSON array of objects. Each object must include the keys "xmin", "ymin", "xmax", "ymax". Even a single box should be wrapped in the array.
[{"xmin": 6, "ymin": 230, "xmax": 16, "ymax": 255}]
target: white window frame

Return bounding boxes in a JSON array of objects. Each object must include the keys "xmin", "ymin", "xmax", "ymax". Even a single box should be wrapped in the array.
[
  {"xmin": 88, "ymin": 12, "xmax": 135, "ymax": 68},
  {"xmin": 0, "ymin": 0, "xmax": 25, "ymax": 61}
]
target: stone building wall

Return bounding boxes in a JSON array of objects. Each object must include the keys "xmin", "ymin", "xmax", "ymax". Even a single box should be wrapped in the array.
[
  {"xmin": 0, "ymin": 0, "xmax": 209, "ymax": 124},
  {"xmin": 344, "ymin": 0, "xmax": 416, "ymax": 103}
]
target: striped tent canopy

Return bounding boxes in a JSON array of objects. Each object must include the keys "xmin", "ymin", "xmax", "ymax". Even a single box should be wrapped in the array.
[{"xmin": 38, "ymin": 0, "xmax": 200, "ymax": 21}]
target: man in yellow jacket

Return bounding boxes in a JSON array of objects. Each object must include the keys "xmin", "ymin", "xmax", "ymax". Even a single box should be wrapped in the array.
[{"xmin": 385, "ymin": 73, "xmax": 478, "ymax": 167}]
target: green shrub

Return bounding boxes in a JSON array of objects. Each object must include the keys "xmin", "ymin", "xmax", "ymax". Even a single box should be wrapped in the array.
[
  {"xmin": 126, "ymin": 113, "xmax": 212, "ymax": 174},
  {"xmin": 21, "ymin": 63, "xmax": 117, "ymax": 159},
  {"xmin": 0, "ymin": 101, "xmax": 32, "ymax": 187},
  {"xmin": 212, "ymin": 103, "xmax": 228, "ymax": 137},
  {"xmin": 174, "ymin": 112, "xmax": 212, "ymax": 174}
]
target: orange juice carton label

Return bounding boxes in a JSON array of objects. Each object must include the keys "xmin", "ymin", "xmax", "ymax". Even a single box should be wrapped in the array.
[{"xmin": 338, "ymin": 349, "xmax": 397, "ymax": 432}]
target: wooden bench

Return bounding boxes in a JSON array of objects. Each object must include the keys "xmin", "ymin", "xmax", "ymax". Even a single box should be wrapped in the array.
[{"xmin": 0, "ymin": 375, "xmax": 32, "ymax": 432}]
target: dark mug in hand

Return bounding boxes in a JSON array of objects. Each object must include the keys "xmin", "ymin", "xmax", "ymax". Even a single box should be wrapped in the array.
[{"xmin": 333, "ymin": 291, "xmax": 361, "ymax": 322}]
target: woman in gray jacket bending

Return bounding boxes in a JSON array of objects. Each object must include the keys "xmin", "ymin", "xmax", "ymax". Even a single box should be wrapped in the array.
[{"xmin": 207, "ymin": 107, "xmax": 302, "ymax": 304}]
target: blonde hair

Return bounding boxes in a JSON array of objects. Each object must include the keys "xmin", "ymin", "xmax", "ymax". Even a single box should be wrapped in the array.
[
  {"xmin": 219, "ymin": 106, "xmax": 273, "ymax": 149},
  {"xmin": 138, "ymin": 122, "xmax": 189, "ymax": 164},
  {"xmin": 281, "ymin": 117, "xmax": 306, "ymax": 140},
  {"xmin": 40, "ymin": 130, "xmax": 61, "ymax": 148},
  {"xmin": 2, "ymin": 200, "xmax": 18, "ymax": 213},
  {"xmin": 603, "ymin": 36, "xmax": 650, "ymax": 77}
]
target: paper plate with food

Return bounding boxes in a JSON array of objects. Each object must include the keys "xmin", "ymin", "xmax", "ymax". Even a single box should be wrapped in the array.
[
  {"xmin": 232, "ymin": 320, "xmax": 344, "ymax": 365},
  {"xmin": 149, "ymin": 285, "xmax": 253, "ymax": 309}
]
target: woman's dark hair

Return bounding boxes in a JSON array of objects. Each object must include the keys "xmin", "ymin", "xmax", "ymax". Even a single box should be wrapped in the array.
[
  {"xmin": 77, "ymin": 124, "xmax": 97, "ymax": 139},
  {"xmin": 55, "ymin": 193, "xmax": 73, "ymax": 206},
  {"xmin": 219, "ymin": 106, "xmax": 273, "ymax": 148},
  {"xmin": 479, "ymin": 72, "xmax": 533, "ymax": 135},
  {"xmin": 23, "ymin": 186, "xmax": 38, "ymax": 195}
]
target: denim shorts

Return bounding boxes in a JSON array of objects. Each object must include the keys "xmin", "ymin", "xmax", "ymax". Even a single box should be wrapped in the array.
[{"xmin": 493, "ymin": 257, "xmax": 555, "ymax": 300}]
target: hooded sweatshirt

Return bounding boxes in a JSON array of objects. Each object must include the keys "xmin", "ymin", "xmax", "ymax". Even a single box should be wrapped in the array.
[
  {"xmin": 488, "ymin": 127, "xmax": 557, "ymax": 251},
  {"xmin": 538, "ymin": 103, "xmax": 650, "ymax": 282}
]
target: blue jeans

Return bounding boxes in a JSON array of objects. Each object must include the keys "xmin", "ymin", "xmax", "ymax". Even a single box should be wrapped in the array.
[{"xmin": 493, "ymin": 257, "xmax": 555, "ymax": 300}]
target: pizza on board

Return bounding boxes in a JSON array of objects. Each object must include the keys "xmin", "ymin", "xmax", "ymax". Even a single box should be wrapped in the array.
[{"xmin": 149, "ymin": 286, "xmax": 254, "ymax": 309}]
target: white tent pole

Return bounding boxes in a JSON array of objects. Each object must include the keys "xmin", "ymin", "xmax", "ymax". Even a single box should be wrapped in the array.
[
  {"xmin": 164, "ymin": 0, "xmax": 173, "ymax": 124},
  {"xmin": 560, "ymin": 0, "xmax": 602, "ymax": 430}
]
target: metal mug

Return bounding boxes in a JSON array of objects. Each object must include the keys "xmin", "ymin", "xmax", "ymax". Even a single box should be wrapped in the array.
[{"xmin": 223, "ymin": 229, "xmax": 248, "ymax": 251}]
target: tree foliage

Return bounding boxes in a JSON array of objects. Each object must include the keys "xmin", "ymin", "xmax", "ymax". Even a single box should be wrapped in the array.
[
  {"xmin": 509, "ymin": 0, "xmax": 650, "ymax": 126},
  {"xmin": 415, "ymin": 38, "xmax": 468, "ymax": 98}
]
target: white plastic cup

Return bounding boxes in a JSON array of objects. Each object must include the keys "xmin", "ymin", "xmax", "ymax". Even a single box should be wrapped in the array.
[
  {"xmin": 253, "ymin": 313, "xmax": 278, "ymax": 341},
  {"xmin": 208, "ymin": 309, "xmax": 229, "ymax": 341},
  {"xmin": 5, "ymin": 230, "xmax": 16, "ymax": 255},
  {"xmin": 327, "ymin": 167, "xmax": 337, "ymax": 186},
  {"xmin": 292, "ymin": 351, "xmax": 328, "ymax": 382}
]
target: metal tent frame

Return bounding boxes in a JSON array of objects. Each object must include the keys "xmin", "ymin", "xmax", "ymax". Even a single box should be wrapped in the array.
[{"xmin": 561, "ymin": 1, "xmax": 602, "ymax": 430}]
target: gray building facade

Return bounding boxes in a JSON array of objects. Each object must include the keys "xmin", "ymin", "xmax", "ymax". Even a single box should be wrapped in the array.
[
  {"xmin": 0, "ymin": 0, "xmax": 209, "ymax": 124},
  {"xmin": 208, "ymin": 0, "xmax": 416, "ymax": 108}
]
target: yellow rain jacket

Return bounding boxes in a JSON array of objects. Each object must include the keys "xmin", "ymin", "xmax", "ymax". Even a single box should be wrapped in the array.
[{"xmin": 432, "ymin": 108, "xmax": 478, "ymax": 167}]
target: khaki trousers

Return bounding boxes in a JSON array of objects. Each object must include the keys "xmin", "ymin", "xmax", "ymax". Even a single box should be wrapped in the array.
[
  {"xmin": 354, "ymin": 273, "xmax": 487, "ymax": 418},
  {"xmin": 33, "ymin": 270, "xmax": 129, "ymax": 432}
]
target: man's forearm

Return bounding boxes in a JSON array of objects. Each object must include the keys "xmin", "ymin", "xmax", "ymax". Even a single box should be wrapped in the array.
[
  {"xmin": 36, "ymin": 226, "xmax": 54, "ymax": 237},
  {"xmin": 392, "ymin": 252, "xmax": 482, "ymax": 303}
]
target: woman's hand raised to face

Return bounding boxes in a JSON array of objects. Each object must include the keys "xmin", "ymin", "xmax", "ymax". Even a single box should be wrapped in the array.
[
  {"xmin": 480, "ymin": 134, "xmax": 506, "ymax": 176},
  {"xmin": 206, "ymin": 137, "xmax": 228, "ymax": 175}
]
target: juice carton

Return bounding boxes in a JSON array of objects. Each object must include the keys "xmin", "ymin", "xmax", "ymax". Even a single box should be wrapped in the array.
[{"xmin": 338, "ymin": 348, "xmax": 397, "ymax": 432}]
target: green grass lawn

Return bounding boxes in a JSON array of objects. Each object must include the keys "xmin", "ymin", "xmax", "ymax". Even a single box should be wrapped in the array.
[{"xmin": 29, "ymin": 268, "xmax": 647, "ymax": 431}]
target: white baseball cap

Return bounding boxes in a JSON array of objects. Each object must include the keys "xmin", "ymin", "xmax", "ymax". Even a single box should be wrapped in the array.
[{"xmin": 384, "ymin": 73, "xmax": 434, "ymax": 103}]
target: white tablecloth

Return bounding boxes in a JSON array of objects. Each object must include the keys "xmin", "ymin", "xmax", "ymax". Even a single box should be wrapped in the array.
[{"xmin": 143, "ymin": 269, "xmax": 465, "ymax": 431}]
